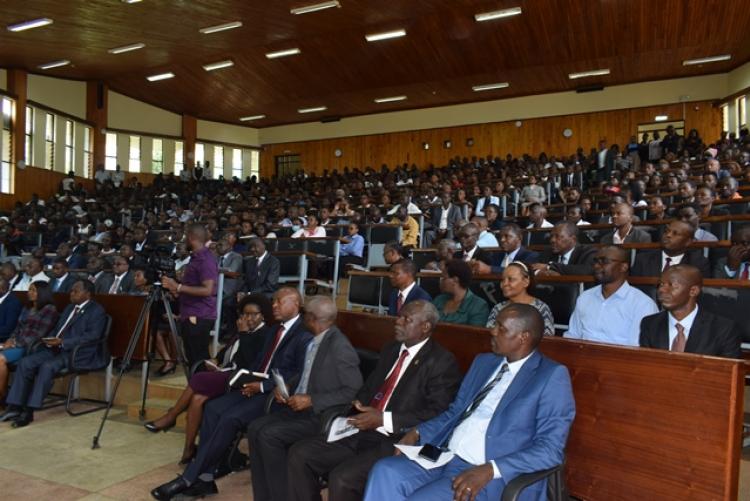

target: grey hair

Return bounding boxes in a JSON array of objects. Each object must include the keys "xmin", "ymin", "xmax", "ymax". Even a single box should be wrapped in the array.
[{"xmin": 305, "ymin": 295, "xmax": 338, "ymax": 324}]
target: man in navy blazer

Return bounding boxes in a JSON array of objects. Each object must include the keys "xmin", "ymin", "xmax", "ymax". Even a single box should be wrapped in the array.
[
  {"xmin": 152, "ymin": 287, "xmax": 313, "ymax": 501},
  {"xmin": 0, "ymin": 277, "xmax": 23, "ymax": 341},
  {"xmin": 1, "ymin": 280, "xmax": 107, "ymax": 427},
  {"xmin": 388, "ymin": 259, "xmax": 431, "ymax": 316},
  {"xmin": 364, "ymin": 304, "xmax": 575, "ymax": 501},
  {"xmin": 471, "ymin": 224, "xmax": 540, "ymax": 275}
]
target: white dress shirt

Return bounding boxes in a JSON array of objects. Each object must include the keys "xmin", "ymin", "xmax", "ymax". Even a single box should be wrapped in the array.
[
  {"xmin": 661, "ymin": 252, "xmax": 685, "ymax": 270},
  {"xmin": 260, "ymin": 314, "xmax": 301, "ymax": 392},
  {"xmin": 668, "ymin": 306, "xmax": 699, "ymax": 348},
  {"xmin": 439, "ymin": 205, "xmax": 451, "ymax": 230},
  {"xmin": 462, "ymin": 246, "xmax": 478, "ymax": 261},
  {"xmin": 397, "ymin": 281, "xmax": 416, "ymax": 304},
  {"xmin": 377, "ymin": 338, "xmax": 430, "ymax": 435}
]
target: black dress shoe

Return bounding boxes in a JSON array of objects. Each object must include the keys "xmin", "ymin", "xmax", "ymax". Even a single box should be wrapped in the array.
[
  {"xmin": 144, "ymin": 419, "xmax": 176, "ymax": 433},
  {"xmin": 11, "ymin": 411, "xmax": 33, "ymax": 428},
  {"xmin": 151, "ymin": 476, "xmax": 189, "ymax": 500},
  {"xmin": 0, "ymin": 407, "xmax": 20, "ymax": 422},
  {"xmin": 182, "ymin": 479, "xmax": 218, "ymax": 498}
]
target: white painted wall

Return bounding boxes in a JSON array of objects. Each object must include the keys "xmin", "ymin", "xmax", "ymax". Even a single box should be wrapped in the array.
[
  {"xmin": 27, "ymin": 74, "xmax": 86, "ymax": 119},
  {"xmin": 197, "ymin": 119, "xmax": 259, "ymax": 147},
  {"xmin": 108, "ymin": 91, "xmax": 181, "ymax": 137}
]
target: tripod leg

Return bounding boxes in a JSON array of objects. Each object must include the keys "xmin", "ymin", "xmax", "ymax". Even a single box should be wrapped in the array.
[{"xmin": 160, "ymin": 290, "xmax": 188, "ymax": 378}]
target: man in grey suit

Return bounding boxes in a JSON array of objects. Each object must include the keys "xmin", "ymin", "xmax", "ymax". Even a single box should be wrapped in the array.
[
  {"xmin": 217, "ymin": 237, "xmax": 244, "ymax": 336},
  {"xmin": 248, "ymin": 295, "xmax": 362, "ymax": 501},
  {"xmin": 87, "ymin": 256, "xmax": 112, "ymax": 295},
  {"xmin": 103, "ymin": 256, "xmax": 137, "ymax": 294},
  {"xmin": 50, "ymin": 258, "xmax": 77, "ymax": 294},
  {"xmin": 426, "ymin": 193, "xmax": 463, "ymax": 247},
  {"xmin": 713, "ymin": 226, "xmax": 750, "ymax": 279},
  {"xmin": 243, "ymin": 238, "xmax": 280, "ymax": 297}
]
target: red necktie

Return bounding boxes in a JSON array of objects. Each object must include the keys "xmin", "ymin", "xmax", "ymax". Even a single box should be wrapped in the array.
[
  {"xmin": 370, "ymin": 349, "xmax": 409, "ymax": 411},
  {"xmin": 740, "ymin": 264, "xmax": 749, "ymax": 280},
  {"xmin": 396, "ymin": 292, "xmax": 404, "ymax": 313},
  {"xmin": 671, "ymin": 323, "xmax": 686, "ymax": 352},
  {"xmin": 258, "ymin": 326, "xmax": 285, "ymax": 373},
  {"xmin": 663, "ymin": 257, "xmax": 672, "ymax": 272}
]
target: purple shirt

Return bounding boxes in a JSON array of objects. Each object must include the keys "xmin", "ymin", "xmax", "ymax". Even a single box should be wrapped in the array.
[{"xmin": 179, "ymin": 246, "xmax": 218, "ymax": 320}]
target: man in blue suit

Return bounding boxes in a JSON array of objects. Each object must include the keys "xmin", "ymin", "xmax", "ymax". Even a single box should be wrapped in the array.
[
  {"xmin": 0, "ymin": 277, "xmax": 23, "ymax": 341},
  {"xmin": 364, "ymin": 303, "xmax": 575, "ymax": 501},
  {"xmin": 1, "ymin": 280, "xmax": 107, "ymax": 427},
  {"xmin": 471, "ymin": 224, "xmax": 540, "ymax": 275},
  {"xmin": 388, "ymin": 259, "xmax": 431, "ymax": 316},
  {"xmin": 151, "ymin": 286, "xmax": 313, "ymax": 500}
]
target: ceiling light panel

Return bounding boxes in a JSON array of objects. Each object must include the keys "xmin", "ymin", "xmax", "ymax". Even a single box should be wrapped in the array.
[
  {"xmin": 108, "ymin": 42, "xmax": 146, "ymax": 54},
  {"xmin": 266, "ymin": 48, "xmax": 301, "ymax": 59},
  {"xmin": 147, "ymin": 72, "xmax": 175, "ymax": 82},
  {"xmin": 683, "ymin": 54, "xmax": 731, "ymax": 66},
  {"xmin": 475, "ymin": 7, "xmax": 522, "ymax": 22},
  {"xmin": 568, "ymin": 69, "xmax": 610, "ymax": 79},
  {"xmin": 374, "ymin": 96, "xmax": 407, "ymax": 103},
  {"xmin": 291, "ymin": 1, "xmax": 341, "ymax": 15},
  {"xmin": 240, "ymin": 115, "xmax": 266, "ymax": 121},
  {"xmin": 199, "ymin": 21, "xmax": 242, "ymax": 34},
  {"xmin": 298, "ymin": 106, "xmax": 327, "ymax": 113},
  {"xmin": 472, "ymin": 82, "xmax": 510, "ymax": 92},
  {"xmin": 203, "ymin": 60, "xmax": 234, "ymax": 71},
  {"xmin": 365, "ymin": 29, "xmax": 406, "ymax": 42},
  {"xmin": 38, "ymin": 59, "xmax": 70, "ymax": 70},
  {"xmin": 7, "ymin": 18, "xmax": 53, "ymax": 32}
]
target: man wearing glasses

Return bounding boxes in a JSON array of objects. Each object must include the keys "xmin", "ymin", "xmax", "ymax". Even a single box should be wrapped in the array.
[{"xmin": 565, "ymin": 246, "xmax": 658, "ymax": 346}]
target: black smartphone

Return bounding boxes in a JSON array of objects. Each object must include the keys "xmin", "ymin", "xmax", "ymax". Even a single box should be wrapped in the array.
[{"xmin": 418, "ymin": 444, "xmax": 444, "ymax": 462}]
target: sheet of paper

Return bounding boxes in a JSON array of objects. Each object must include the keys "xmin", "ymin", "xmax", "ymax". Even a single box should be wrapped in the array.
[
  {"xmin": 272, "ymin": 369, "xmax": 289, "ymax": 400},
  {"xmin": 394, "ymin": 445, "xmax": 455, "ymax": 470},
  {"xmin": 326, "ymin": 417, "xmax": 360, "ymax": 443}
]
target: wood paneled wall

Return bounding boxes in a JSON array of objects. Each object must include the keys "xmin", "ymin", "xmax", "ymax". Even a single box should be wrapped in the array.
[{"xmin": 260, "ymin": 101, "xmax": 722, "ymax": 178}]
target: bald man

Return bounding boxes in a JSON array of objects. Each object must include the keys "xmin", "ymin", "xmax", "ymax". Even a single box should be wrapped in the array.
[
  {"xmin": 640, "ymin": 265, "xmax": 741, "ymax": 358},
  {"xmin": 600, "ymin": 203, "xmax": 651, "ymax": 244}
]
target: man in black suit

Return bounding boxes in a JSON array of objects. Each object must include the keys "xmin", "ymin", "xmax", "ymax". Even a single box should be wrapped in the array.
[
  {"xmin": 471, "ymin": 224, "xmax": 540, "ymax": 275},
  {"xmin": 454, "ymin": 223, "xmax": 493, "ymax": 266},
  {"xmin": 0, "ymin": 280, "xmax": 107, "ymax": 427},
  {"xmin": 640, "ymin": 265, "xmax": 741, "ymax": 358},
  {"xmin": 119, "ymin": 243, "xmax": 147, "ymax": 270},
  {"xmin": 530, "ymin": 222, "xmax": 596, "ymax": 276},
  {"xmin": 49, "ymin": 258, "xmax": 77, "ymax": 293},
  {"xmin": 56, "ymin": 242, "xmax": 86, "ymax": 270},
  {"xmin": 87, "ymin": 256, "xmax": 112, "ymax": 294},
  {"xmin": 287, "ymin": 300, "xmax": 462, "ymax": 501},
  {"xmin": 151, "ymin": 287, "xmax": 312, "ymax": 500},
  {"xmin": 631, "ymin": 221, "xmax": 710, "ymax": 277},
  {"xmin": 426, "ymin": 193, "xmax": 463, "ymax": 246},
  {"xmin": 243, "ymin": 238, "xmax": 280, "ymax": 297},
  {"xmin": 248, "ymin": 296, "xmax": 363, "ymax": 501},
  {"xmin": 103, "ymin": 256, "xmax": 137, "ymax": 294},
  {"xmin": 387, "ymin": 260, "xmax": 432, "ymax": 316}
]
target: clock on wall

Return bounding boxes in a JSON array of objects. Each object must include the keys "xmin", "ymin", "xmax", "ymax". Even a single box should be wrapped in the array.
[
  {"xmin": 563, "ymin": 128, "xmax": 574, "ymax": 138},
  {"xmin": 334, "ymin": 148, "xmax": 343, "ymax": 157}
]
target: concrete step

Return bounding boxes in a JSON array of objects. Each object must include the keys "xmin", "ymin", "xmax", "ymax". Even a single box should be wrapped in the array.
[{"xmin": 127, "ymin": 397, "xmax": 186, "ymax": 429}]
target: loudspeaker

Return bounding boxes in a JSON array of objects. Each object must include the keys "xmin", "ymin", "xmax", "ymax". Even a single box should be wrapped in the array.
[
  {"xmin": 575, "ymin": 85, "xmax": 604, "ymax": 93},
  {"xmin": 96, "ymin": 82, "xmax": 104, "ymax": 109},
  {"xmin": 320, "ymin": 116, "xmax": 341, "ymax": 123}
]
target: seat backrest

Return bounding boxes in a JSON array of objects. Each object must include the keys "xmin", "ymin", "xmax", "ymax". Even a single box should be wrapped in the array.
[
  {"xmin": 277, "ymin": 239, "xmax": 304, "ymax": 251},
  {"xmin": 369, "ymin": 225, "xmax": 401, "ymax": 244},
  {"xmin": 367, "ymin": 243, "xmax": 387, "ymax": 268},
  {"xmin": 699, "ymin": 287, "xmax": 750, "ymax": 343},
  {"xmin": 307, "ymin": 239, "xmax": 336, "ymax": 256},
  {"xmin": 417, "ymin": 276, "xmax": 441, "ymax": 299},
  {"xmin": 411, "ymin": 250, "xmax": 436, "ymax": 271},
  {"xmin": 348, "ymin": 274, "xmax": 382, "ymax": 309},
  {"xmin": 355, "ymin": 347, "xmax": 380, "ymax": 382},
  {"xmin": 379, "ymin": 278, "xmax": 394, "ymax": 307},
  {"xmin": 531, "ymin": 283, "xmax": 580, "ymax": 330},
  {"xmin": 276, "ymin": 255, "xmax": 301, "ymax": 276}
]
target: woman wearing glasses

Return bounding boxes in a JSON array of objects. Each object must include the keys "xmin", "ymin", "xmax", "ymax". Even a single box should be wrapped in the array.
[{"xmin": 486, "ymin": 261, "xmax": 555, "ymax": 336}]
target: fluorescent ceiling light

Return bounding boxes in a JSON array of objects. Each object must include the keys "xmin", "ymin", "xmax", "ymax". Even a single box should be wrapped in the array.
[
  {"xmin": 655, "ymin": 115, "xmax": 668, "ymax": 122},
  {"xmin": 7, "ymin": 18, "xmax": 53, "ymax": 32},
  {"xmin": 266, "ymin": 48, "xmax": 301, "ymax": 59},
  {"xmin": 203, "ymin": 60, "xmax": 234, "ymax": 71},
  {"xmin": 683, "ymin": 54, "xmax": 731, "ymax": 66},
  {"xmin": 199, "ymin": 21, "xmax": 242, "ymax": 34},
  {"xmin": 365, "ymin": 29, "xmax": 406, "ymax": 42},
  {"xmin": 108, "ymin": 42, "xmax": 145, "ymax": 54},
  {"xmin": 121, "ymin": 0, "xmax": 143, "ymax": 3},
  {"xmin": 240, "ymin": 115, "xmax": 266, "ymax": 121},
  {"xmin": 146, "ymin": 72, "xmax": 175, "ymax": 82},
  {"xmin": 568, "ymin": 68, "xmax": 610, "ymax": 80},
  {"xmin": 291, "ymin": 1, "xmax": 340, "ymax": 15},
  {"xmin": 475, "ymin": 7, "xmax": 522, "ymax": 22},
  {"xmin": 374, "ymin": 95, "xmax": 407, "ymax": 103},
  {"xmin": 38, "ymin": 59, "xmax": 70, "ymax": 70},
  {"xmin": 298, "ymin": 106, "xmax": 327, "ymax": 113},
  {"xmin": 472, "ymin": 82, "xmax": 510, "ymax": 92}
]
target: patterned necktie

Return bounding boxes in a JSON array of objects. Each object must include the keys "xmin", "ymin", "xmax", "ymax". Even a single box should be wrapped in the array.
[
  {"xmin": 671, "ymin": 323, "xmax": 686, "ymax": 352},
  {"xmin": 369, "ymin": 349, "xmax": 410, "ymax": 411},
  {"xmin": 396, "ymin": 292, "xmax": 404, "ymax": 313},
  {"xmin": 663, "ymin": 257, "xmax": 672, "ymax": 272}
]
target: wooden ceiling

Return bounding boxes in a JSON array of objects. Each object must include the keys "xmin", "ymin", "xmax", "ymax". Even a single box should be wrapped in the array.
[{"xmin": 1, "ymin": 0, "xmax": 749, "ymax": 128}]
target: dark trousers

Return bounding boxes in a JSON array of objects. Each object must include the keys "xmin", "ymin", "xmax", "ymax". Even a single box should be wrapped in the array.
[
  {"xmin": 6, "ymin": 348, "xmax": 69, "ymax": 409},
  {"xmin": 248, "ymin": 406, "xmax": 321, "ymax": 501},
  {"xmin": 287, "ymin": 429, "xmax": 398, "ymax": 501},
  {"xmin": 182, "ymin": 390, "xmax": 266, "ymax": 483},
  {"xmin": 179, "ymin": 318, "xmax": 213, "ymax": 367}
]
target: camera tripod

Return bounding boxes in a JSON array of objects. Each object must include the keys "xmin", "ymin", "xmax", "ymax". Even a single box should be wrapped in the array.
[{"xmin": 92, "ymin": 283, "xmax": 184, "ymax": 449}]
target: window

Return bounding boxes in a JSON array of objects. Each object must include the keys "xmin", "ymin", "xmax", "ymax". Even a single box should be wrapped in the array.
[
  {"xmin": 152, "ymin": 138, "xmax": 163, "ymax": 174},
  {"xmin": 82, "ymin": 126, "xmax": 92, "ymax": 177},
  {"xmin": 1, "ymin": 97, "xmax": 12, "ymax": 193},
  {"xmin": 129, "ymin": 135, "xmax": 141, "ymax": 172},
  {"xmin": 232, "ymin": 148, "xmax": 242, "ymax": 179},
  {"xmin": 195, "ymin": 143, "xmax": 205, "ymax": 167},
  {"xmin": 213, "ymin": 146, "xmax": 224, "ymax": 179},
  {"xmin": 250, "ymin": 150, "xmax": 260, "ymax": 180},
  {"xmin": 721, "ymin": 104, "xmax": 729, "ymax": 134},
  {"xmin": 174, "ymin": 140, "xmax": 184, "ymax": 176},
  {"xmin": 105, "ymin": 132, "xmax": 117, "ymax": 170},
  {"xmin": 25, "ymin": 105, "xmax": 33, "ymax": 166},
  {"xmin": 737, "ymin": 96, "xmax": 747, "ymax": 133},
  {"xmin": 64, "ymin": 120, "xmax": 74, "ymax": 172},
  {"xmin": 44, "ymin": 113, "xmax": 55, "ymax": 169}
]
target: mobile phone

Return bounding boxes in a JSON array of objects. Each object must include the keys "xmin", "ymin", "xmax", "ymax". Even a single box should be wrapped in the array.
[{"xmin": 417, "ymin": 444, "xmax": 444, "ymax": 462}]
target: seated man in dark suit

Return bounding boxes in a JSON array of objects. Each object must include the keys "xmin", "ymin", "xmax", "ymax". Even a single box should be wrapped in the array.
[
  {"xmin": 388, "ymin": 259, "xmax": 431, "ymax": 316},
  {"xmin": 363, "ymin": 304, "xmax": 575, "ymax": 500},
  {"xmin": 599, "ymin": 203, "xmax": 651, "ymax": 244},
  {"xmin": 453, "ymin": 223, "xmax": 493, "ymax": 266},
  {"xmin": 49, "ymin": 258, "xmax": 77, "ymax": 293},
  {"xmin": 151, "ymin": 287, "xmax": 312, "ymax": 500},
  {"xmin": 105, "ymin": 256, "xmax": 137, "ymax": 294},
  {"xmin": 0, "ymin": 277, "xmax": 22, "ymax": 342},
  {"xmin": 242, "ymin": 238, "xmax": 280, "ymax": 297},
  {"xmin": 530, "ymin": 221, "xmax": 596, "ymax": 276},
  {"xmin": 713, "ymin": 226, "xmax": 750, "ymax": 279},
  {"xmin": 248, "ymin": 296, "xmax": 363, "ymax": 501},
  {"xmin": 640, "ymin": 264, "xmax": 741, "ymax": 358},
  {"xmin": 56, "ymin": 242, "xmax": 86, "ymax": 270},
  {"xmin": 631, "ymin": 220, "xmax": 710, "ymax": 277},
  {"xmin": 87, "ymin": 256, "xmax": 113, "ymax": 295},
  {"xmin": 287, "ymin": 300, "xmax": 462, "ymax": 501},
  {"xmin": 0, "ymin": 280, "xmax": 107, "ymax": 427},
  {"xmin": 425, "ymin": 192, "xmax": 463, "ymax": 247},
  {"xmin": 471, "ymin": 224, "xmax": 540, "ymax": 275}
]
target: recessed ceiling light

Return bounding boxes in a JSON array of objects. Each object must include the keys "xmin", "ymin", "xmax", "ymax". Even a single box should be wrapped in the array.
[
  {"xmin": 568, "ymin": 69, "xmax": 610, "ymax": 80},
  {"xmin": 7, "ymin": 18, "xmax": 53, "ymax": 32},
  {"xmin": 655, "ymin": 115, "xmax": 668, "ymax": 122},
  {"xmin": 146, "ymin": 72, "xmax": 175, "ymax": 82},
  {"xmin": 374, "ymin": 96, "xmax": 407, "ymax": 103},
  {"xmin": 121, "ymin": 0, "xmax": 143, "ymax": 3},
  {"xmin": 365, "ymin": 29, "xmax": 406, "ymax": 42},
  {"xmin": 38, "ymin": 59, "xmax": 70, "ymax": 70},
  {"xmin": 203, "ymin": 60, "xmax": 234, "ymax": 71},
  {"xmin": 298, "ymin": 106, "xmax": 327, "ymax": 114},
  {"xmin": 108, "ymin": 42, "xmax": 146, "ymax": 54},
  {"xmin": 472, "ymin": 82, "xmax": 510, "ymax": 92},
  {"xmin": 199, "ymin": 21, "xmax": 242, "ymax": 34},
  {"xmin": 683, "ymin": 54, "xmax": 731, "ymax": 66},
  {"xmin": 265, "ymin": 48, "xmax": 301, "ymax": 59},
  {"xmin": 240, "ymin": 115, "xmax": 266, "ymax": 121},
  {"xmin": 291, "ymin": 1, "xmax": 340, "ymax": 15},
  {"xmin": 475, "ymin": 7, "xmax": 522, "ymax": 22}
]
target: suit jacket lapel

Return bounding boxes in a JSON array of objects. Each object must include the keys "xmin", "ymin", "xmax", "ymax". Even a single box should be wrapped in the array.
[
  {"xmin": 494, "ymin": 351, "xmax": 542, "ymax": 417},
  {"xmin": 684, "ymin": 309, "xmax": 707, "ymax": 353},
  {"xmin": 388, "ymin": 339, "xmax": 433, "ymax": 402},
  {"xmin": 655, "ymin": 312, "xmax": 670, "ymax": 350}
]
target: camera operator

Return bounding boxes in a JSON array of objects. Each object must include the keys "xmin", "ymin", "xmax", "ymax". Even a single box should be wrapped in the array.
[{"xmin": 160, "ymin": 224, "xmax": 218, "ymax": 366}]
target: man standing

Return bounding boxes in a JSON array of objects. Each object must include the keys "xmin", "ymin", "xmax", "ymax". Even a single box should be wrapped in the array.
[
  {"xmin": 363, "ymin": 304, "xmax": 575, "ymax": 501},
  {"xmin": 565, "ymin": 246, "xmax": 658, "ymax": 346},
  {"xmin": 288, "ymin": 300, "xmax": 462, "ymax": 501},
  {"xmin": 248, "ymin": 296, "xmax": 362, "ymax": 501},
  {"xmin": 242, "ymin": 238, "xmax": 280, "ymax": 297},
  {"xmin": 640, "ymin": 265, "xmax": 741, "ymax": 358},
  {"xmin": 161, "ymin": 224, "xmax": 219, "ymax": 367},
  {"xmin": 388, "ymin": 260, "xmax": 431, "ymax": 316}
]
